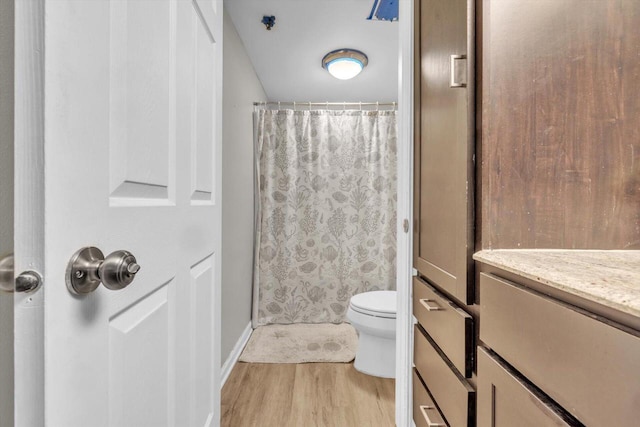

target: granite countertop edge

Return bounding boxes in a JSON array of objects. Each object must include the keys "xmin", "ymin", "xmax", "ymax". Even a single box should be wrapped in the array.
[{"xmin": 473, "ymin": 249, "xmax": 640, "ymax": 319}]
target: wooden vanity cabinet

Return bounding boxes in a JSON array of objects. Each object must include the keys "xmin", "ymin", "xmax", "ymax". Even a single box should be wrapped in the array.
[
  {"xmin": 478, "ymin": 271, "xmax": 640, "ymax": 427},
  {"xmin": 414, "ymin": 0, "xmax": 640, "ymax": 425},
  {"xmin": 412, "ymin": 0, "xmax": 477, "ymax": 425},
  {"xmin": 480, "ymin": 0, "xmax": 640, "ymax": 249},
  {"xmin": 413, "ymin": 370, "xmax": 448, "ymax": 427},
  {"xmin": 413, "ymin": 0, "xmax": 475, "ymax": 305},
  {"xmin": 476, "ymin": 347, "xmax": 580, "ymax": 427},
  {"xmin": 413, "ymin": 277, "xmax": 473, "ymax": 378},
  {"xmin": 414, "ymin": 325, "xmax": 475, "ymax": 427},
  {"xmin": 471, "ymin": 0, "xmax": 640, "ymax": 425}
]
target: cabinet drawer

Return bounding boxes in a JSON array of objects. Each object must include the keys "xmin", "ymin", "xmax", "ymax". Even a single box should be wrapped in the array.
[
  {"xmin": 413, "ymin": 277, "xmax": 473, "ymax": 377},
  {"xmin": 480, "ymin": 273, "xmax": 640, "ymax": 427},
  {"xmin": 414, "ymin": 325, "xmax": 474, "ymax": 427},
  {"xmin": 477, "ymin": 347, "xmax": 580, "ymax": 427},
  {"xmin": 413, "ymin": 369, "xmax": 448, "ymax": 427}
]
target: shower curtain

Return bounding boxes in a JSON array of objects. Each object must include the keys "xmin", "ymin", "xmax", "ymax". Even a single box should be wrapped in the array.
[{"xmin": 253, "ymin": 109, "xmax": 397, "ymax": 326}]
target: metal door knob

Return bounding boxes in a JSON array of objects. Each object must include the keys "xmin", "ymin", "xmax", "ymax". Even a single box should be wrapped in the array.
[
  {"xmin": 99, "ymin": 250, "xmax": 140, "ymax": 290},
  {"xmin": 0, "ymin": 253, "xmax": 14, "ymax": 293},
  {"xmin": 0, "ymin": 253, "xmax": 43, "ymax": 293},
  {"xmin": 16, "ymin": 271, "xmax": 43, "ymax": 293},
  {"xmin": 66, "ymin": 247, "xmax": 141, "ymax": 295}
]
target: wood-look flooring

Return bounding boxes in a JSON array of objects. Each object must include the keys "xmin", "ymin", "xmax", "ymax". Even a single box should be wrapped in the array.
[{"xmin": 221, "ymin": 362, "xmax": 395, "ymax": 427}]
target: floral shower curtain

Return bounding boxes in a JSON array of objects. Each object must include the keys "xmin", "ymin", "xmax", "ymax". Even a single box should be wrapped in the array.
[{"xmin": 253, "ymin": 109, "xmax": 397, "ymax": 326}]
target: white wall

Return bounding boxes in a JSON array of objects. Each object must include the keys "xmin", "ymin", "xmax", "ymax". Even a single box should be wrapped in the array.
[
  {"xmin": 221, "ymin": 6, "xmax": 266, "ymax": 363},
  {"xmin": 225, "ymin": 0, "xmax": 399, "ymax": 102},
  {"xmin": 0, "ymin": 0, "xmax": 14, "ymax": 425}
]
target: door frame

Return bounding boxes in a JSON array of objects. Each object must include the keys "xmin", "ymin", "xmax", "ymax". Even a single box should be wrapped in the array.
[
  {"xmin": 396, "ymin": 0, "xmax": 415, "ymax": 426},
  {"xmin": 14, "ymin": 0, "xmax": 46, "ymax": 425},
  {"xmin": 0, "ymin": 0, "xmax": 15, "ymax": 426}
]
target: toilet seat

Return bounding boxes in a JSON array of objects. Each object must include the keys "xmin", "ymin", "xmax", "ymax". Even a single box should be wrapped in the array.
[{"xmin": 349, "ymin": 290, "xmax": 396, "ymax": 319}]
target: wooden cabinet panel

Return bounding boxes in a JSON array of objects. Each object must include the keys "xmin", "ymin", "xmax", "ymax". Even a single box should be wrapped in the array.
[
  {"xmin": 480, "ymin": 273, "xmax": 640, "ymax": 426},
  {"xmin": 414, "ymin": 325, "xmax": 475, "ymax": 427},
  {"xmin": 413, "ymin": 369, "xmax": 448, "ymax": 427},
  {"xmin": 413, "ymin": 277, "xmax": 473, "ymax": 377},
  {"xmin": 477, "ymin": 347, "xmax": 579, "ymax": 427},
  {"xmin": 480, "ymin": 0, "xmax": 640, "ymax": 249},
  {"xmin": 413, "ymin": 0, "xmax": 475, "ymax": 304}
]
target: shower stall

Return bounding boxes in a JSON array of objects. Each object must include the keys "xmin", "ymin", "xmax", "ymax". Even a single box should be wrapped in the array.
[{"xmin": 252, "ymin": 103, "xmax": 398, "ymax": 327}]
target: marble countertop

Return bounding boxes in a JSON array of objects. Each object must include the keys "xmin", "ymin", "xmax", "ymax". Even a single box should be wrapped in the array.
[{"xmin": 473, "ymin": 250, "xmax": 640, "ymax": 319}]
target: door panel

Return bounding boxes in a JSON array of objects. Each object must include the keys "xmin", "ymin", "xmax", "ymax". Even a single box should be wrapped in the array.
[
  {"xmin": 109, "ymin": 0, "xmax": 174, "ymax": 205},
  {"xmin": 192, "ymin": 15, "xmax": 217, "ymax": 203},
  {"xmin": 414, "ymin": 0, "xmax": 474, "ymax": 304},
  {"xmin": 109, "ymin": 285, "xmax": 171, "ymax": 427},
  {"xmin": 191, "ymin": 255, "xmax": 215, "ymax": 427},
  {"xmin": 14, "ymin": 0, "xmax": 222, "ymax": 425}
]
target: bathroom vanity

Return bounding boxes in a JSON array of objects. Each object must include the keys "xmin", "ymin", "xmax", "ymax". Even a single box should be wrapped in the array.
[
  {"xmin": 414, "ymin": 249, "xmax": 640, "ymax": 427},
  {"xmin": 475, "ymin": 250, "xmax": 640, "ymax": 426},
  {"xmin": 412, "ymin": 0, "xmax": 640, "ymax": 426}
]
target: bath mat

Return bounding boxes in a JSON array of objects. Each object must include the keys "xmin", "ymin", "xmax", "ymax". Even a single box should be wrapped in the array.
[{"xmin": 239, "ymin": 323, "xmax": 358, "ymax": 364}]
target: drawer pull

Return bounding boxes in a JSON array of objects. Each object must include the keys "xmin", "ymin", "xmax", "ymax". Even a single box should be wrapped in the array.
[
  {"xmin": 419, "ymin": 405, "xmax": 446, "ymax": 427},
  {"xmin": 450, "ymin": 54, "xmax": 467, "ymax": 88},
  {"xmin": 420, "ymin": 299, "xmax": 443, "ymax": 311}
]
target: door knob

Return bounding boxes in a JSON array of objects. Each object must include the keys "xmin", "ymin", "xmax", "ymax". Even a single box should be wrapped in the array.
[
  {"xmin": 0, "ymin": 253, "xmax": 43, "ymax": 293},
  {"xmin": 66, "ymin": 247, "xmax": 141, "ymax": 295},
  {"xmin": 16, "ymin": 271, "xmax": 43, "ymax": 293},
  {"xmin": 0, "ymin": 253, "xmax": 13, "ymax": 293}
]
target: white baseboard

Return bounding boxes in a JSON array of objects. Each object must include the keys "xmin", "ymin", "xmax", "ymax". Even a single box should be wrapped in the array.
[{"xmin": 221, "ymin": 322, "xmax": 253, "ymax": 388}]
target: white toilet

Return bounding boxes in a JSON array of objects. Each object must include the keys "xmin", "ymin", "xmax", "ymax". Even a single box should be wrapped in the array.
[{"xmin": 347, "ymin": 290, "xmax": 396, "ymax": 378}]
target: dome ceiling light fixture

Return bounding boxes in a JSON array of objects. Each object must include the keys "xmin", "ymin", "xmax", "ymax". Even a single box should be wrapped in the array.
[{"xmin": 322, "ymin": 49, "xmax": 369, "ymax": 80}]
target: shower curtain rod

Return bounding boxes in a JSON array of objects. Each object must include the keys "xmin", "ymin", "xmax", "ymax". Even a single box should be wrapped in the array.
[{"xmin": 253, "ymin": 101, "xmax": 397, "ymax": 110}]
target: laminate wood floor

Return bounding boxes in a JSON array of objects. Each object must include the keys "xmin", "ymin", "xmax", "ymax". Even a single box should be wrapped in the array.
[{"xmin": 221, "ymin": 362, "xmax": 395, "ymax": 427}]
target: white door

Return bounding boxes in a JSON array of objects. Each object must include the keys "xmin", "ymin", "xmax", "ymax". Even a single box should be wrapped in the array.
[{"xmin": 13, "ymin": 0, "xmax": 222, "ymax": 426}]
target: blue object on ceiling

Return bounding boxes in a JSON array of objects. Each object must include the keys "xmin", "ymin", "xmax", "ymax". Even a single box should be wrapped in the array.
[
  {"xmin": 262, "ymin": 15, "xmax": 276, "ymax": 30},
  {"xmin": 367, "ymin": 0, "xmax": 398, "ymax": 22}
]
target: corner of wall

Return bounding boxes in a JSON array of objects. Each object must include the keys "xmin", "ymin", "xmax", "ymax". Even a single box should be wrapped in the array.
[{"xmin": 220, "ymin": 7, "xmax": 266, "ymax": 365}]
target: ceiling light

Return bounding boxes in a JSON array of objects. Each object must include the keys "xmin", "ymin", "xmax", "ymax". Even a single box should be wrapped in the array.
[{"xmin": 322, "ymin": 49, "xmax": 368, "ymax": 80}]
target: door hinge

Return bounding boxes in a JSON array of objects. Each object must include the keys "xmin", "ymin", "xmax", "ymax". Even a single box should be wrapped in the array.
[{"xmin": 403, "ymin": 219, "xmax": 410, "ymax": 233}]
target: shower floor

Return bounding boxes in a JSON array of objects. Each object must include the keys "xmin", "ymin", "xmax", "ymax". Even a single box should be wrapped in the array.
[{"xmin": 221, "ymin": 362, "xmax": 395, "ymax": 426}]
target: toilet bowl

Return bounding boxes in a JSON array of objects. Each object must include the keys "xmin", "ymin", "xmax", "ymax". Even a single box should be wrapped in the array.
[{"xmin": 347, "ymin": 290, "xmax": 396, "ymax": 378}]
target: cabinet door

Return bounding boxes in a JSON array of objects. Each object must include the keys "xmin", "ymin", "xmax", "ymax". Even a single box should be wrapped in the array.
[
  {"xmin": 477, "ymin": 347, "xmax": 580, "ymax": 427},
  {"xmin": 413, "ymin": 370, "xmax": 448, "ymax": 427},
  {"xmin": 413, "ymin": 0, "xmax": 474, "ymax": 304},
  {"xmin": 413, "ymin": 277, "xmax": 473, "ymax": 378},
  {"xmin": 414, "ymin": 325, "xmax": 475, "ymax": 427},
  {"xmin": 480, "ymin": 272, "xmax": 640, "ymax": 427}
]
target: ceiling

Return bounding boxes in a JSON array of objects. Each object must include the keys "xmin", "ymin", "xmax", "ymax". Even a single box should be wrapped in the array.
[{"xmin": 225, "ymin": 0, "xmax": 399, "ymax": 103}]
